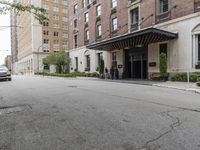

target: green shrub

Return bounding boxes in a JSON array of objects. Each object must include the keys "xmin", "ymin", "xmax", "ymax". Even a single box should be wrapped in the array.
[
  {"xmin": 190, "ymin": 73, "xmax": 200, "ymax": 82},
  {"xmin": 35, "ymin": 71, "xmax": 99, "ymax": 78},
  {"xmin": 171, "ymin": 73, "xmax": 187, "ymax": 82},
  {"xmin": 197, "ymin": 82, "xmax": 200, "ymax": 87},
  {"xmin": 171, "ymin": 72, "xmax": 200, "ymax": 82}
]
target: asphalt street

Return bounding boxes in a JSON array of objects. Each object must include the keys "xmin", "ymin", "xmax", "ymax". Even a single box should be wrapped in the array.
[{"xmin": 0, "ymin": 76, "xmax": 200, "ymax": 150}]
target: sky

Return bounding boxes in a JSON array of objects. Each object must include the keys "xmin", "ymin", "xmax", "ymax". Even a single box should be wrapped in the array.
[{"xmin": 0, "ymin": 13, "xmax": 11, "ymax": 65}]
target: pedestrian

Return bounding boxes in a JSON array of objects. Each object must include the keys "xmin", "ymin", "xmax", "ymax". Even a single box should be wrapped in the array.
[
  {"xmin": 110, "ymin": 66, "xmax": 114, "ymax": 80},
  {"xmin": 115, "ymin": 68, "xmax": 119, "ymax": 79}
]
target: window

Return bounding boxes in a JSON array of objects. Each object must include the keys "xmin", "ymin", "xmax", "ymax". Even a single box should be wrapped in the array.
[
  {"xmin": 74, "ymin": 35, "xmax": 78, "ymax": 48},
  {"xmin": 62, "ymin": 0, "xmax": 67, "ymax": 5},
  {"xmin": 62, "ymin": 30, "xmax": 68, "ymax": 37},
  {"xmin": 112, "ymin": 52, "xmax": 117, "ymax": 68},
  {"xmin": 96, "ymin": 5, "xmax": 101, "ymax": 16},
  {"xmin": 53, "ymin": 23, "xmax": 59, "ymax": 28},
  {"xmin": 130, "ymin": 7, "xmax": 139, "ymax": 30},
  {"xmin": 82, "ymin": 0, "xmax": 86, "ymax": 8},
  {"xmin": 96, "ymin": 24, "xmax": 102, "ymax": 37},
  {"xmin": 112, "ymin": 17, "xmax": 118, "ymax": 31},
  {"xmin": 43, "ymin": 30, "xmax": 49, "ymax": 36},
  {"xmin": 75, "ymin": 57, "xmax": 78, "ymax": 71},
  {"xmin": 97, "ymin": 53, "xmax": 103, "ymax": 66},
  {"xmin": 62, "ymin": 16, "xmax": 67, "ymax": 22},
  {"xmin": 62, "ymin": 39, "xmax": 67, "ymax": 46},
  {"xmin": 74, "ymin": 4, "xmax": 77, "ymax": 14},
  {"xmin": 42, "ymin": 3, "xmax": 49, "ymax": 10},
  {"xmin": 160, "ymin": 0, "xmax": 168, "ymax": 14},
  {"xmin": 53, "ymin": 6, "xmax": 59, "ymax": 12},
  {"xmin": 111, "ymin": 0, "xmax": 117, "ymax": 8},
  {"xmin": 88, "ymin": 0, "xmax": 92, "ymax": 4},
  {"xmin": 54, "ymin": 39, "xmax": 59, "ymax": 45},
  {"xmin": 53, "ymin": 14, "xmax": 59, "ymax": 20},
  {"xmin": 54, "ymin": 31, "xmax": 59, "ymax": 37},
  {"xmin": 62, "ymin": 23, "xmax": 68, "ymax": 29},
  {"xmin": 43, "ymin": 22, "xmax": 49, "ymax": 27},
  {"xmin": 85, "ymin": 12, "xmax": 89, "ymax": 22},
  {"xmin": 62, "ymin": 7, "xmax": 67, "ymax": 14},
  {"xmin": 86, "ymin": 55, "xmax": 90, "ymax": 70},
  {"xmin": 43, "ymin": 39, "xmax": 49, "ymax": 44},
  {"xmin": 159, "ymin": 43, "xmax": 168, "ymax": 57},
  {"xmin": 85, "ymin": 30, "xmax": 89, "ymax": 41},
  {"xmin": 74, "ymin": 19, "xmax": 77, "ymax": 28}
]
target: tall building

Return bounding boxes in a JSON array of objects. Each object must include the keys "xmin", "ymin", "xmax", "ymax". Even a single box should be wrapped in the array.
[
  {"xmin": 69, "ymin": 0, "xmax": 200, "ymax": 79},
  {"xmin": 10, "ymin": 2, "xmax": 18, "ymax": 74},
  {"xmin": 12, "ymin": 0, "xmax": 68, "ymax": 74}
]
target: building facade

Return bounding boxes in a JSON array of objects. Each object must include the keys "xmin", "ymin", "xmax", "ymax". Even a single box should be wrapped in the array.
[
  {"xmin": 4, "ymin": 55, "xmax": 12, "ymax": 71},
  {"xmin": 10, "ymin": 3, "xmax": 18, "ymax": 74},
  {"xmin": 69, "ymin": 0, "xmax": 200, "ymax": 79},
  {"xmin": 12, "ymin": 0, "xmax": 68, "ymax": 74}
]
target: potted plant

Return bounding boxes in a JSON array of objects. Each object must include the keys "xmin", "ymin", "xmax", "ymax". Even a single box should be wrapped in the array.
[
  {"xmin": 195, "ymin": 61, "xmax": 200, "ymax": 69},
  {"xmin": 160, "ymin": 53, "xmax": 168, "ymax": 81}
]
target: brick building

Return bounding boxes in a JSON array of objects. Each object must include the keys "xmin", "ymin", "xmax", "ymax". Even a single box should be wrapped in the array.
[{"xmin": 69, "ymin": 0, "xmax": 200, "ymax": 79}]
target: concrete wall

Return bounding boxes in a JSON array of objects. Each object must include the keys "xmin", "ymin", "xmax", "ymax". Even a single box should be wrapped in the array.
[
  {"xmin": 148, "ymin": 13, "xmax": 200, "ymax": 74},
  {"xmin": 69, "ymin": 46, "xmax": 112, "ymax": 73}
]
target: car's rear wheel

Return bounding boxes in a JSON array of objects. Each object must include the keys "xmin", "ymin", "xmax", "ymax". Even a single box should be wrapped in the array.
[{"xmin": 8, "ymin": 78, "xmax": 11, "ymax": 81}]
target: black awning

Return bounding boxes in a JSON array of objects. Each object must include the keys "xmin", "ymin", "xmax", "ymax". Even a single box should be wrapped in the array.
[{"xmin": 86, "ymin": 28, "xmax": 178, "ymax": 50}]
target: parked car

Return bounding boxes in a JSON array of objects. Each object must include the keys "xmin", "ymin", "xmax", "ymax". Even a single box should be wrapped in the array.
[{"xmin": 0, "ymin": 66, "xmax": 11, "ymax": 81}]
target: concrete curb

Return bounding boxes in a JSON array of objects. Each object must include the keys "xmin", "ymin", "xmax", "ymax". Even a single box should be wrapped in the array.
[{"xmin": 153, "ymin": 84, "xmax": 200, "ymax": 94}]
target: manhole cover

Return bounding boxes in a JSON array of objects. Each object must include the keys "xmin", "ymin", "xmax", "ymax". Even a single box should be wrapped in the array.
[
  {"xmin": 68, "ymin": 85, "xmax": 77, "ymax": 88},
  {"xmin": 0, "ymin": 104, "xmax": 31, "ymax": 115}
]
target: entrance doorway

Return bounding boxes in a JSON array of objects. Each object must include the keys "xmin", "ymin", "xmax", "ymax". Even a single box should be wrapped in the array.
[{"xmin": 124, "ymin": 47, "xmax": 148, "ymax": 79}]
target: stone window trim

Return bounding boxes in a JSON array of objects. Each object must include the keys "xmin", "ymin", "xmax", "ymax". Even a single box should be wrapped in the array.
[
  {"xmin": 155, "ymin": 0, "xmax": 174, "ymax": 23},
  {"xmin": 96, "ymin": 21, "xmax": 102, "ymax": 40},
  {"xmin": 110, "ymin": 13, "xmax": 118, "ymax": 35}
]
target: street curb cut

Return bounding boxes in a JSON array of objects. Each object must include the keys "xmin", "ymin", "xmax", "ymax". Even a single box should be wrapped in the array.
[{"xmin": 153, "ymin": 84, "xmax": 200, "ymax": 94}]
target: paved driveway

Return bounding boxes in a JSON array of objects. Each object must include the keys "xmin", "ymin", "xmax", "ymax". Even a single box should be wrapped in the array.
[{"xmin": 0, "ymin": 76, "xmax": 200, "ymax": 150}]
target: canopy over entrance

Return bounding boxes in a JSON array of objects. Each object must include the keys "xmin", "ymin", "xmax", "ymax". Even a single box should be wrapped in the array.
[{"xmin": 86, "ymin": 28, "xmax": 178, "ymax": 50}]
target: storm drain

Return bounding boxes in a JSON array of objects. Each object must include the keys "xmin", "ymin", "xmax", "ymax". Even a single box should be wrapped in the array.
[{"xmin": 0, "ymin": 104, "xmax": 31, "ymax": 115}]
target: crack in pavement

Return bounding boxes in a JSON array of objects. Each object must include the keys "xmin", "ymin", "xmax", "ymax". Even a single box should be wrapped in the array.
[{"xmin": 137, "ymin": 110, "xmax": 182, "ymax": 150}]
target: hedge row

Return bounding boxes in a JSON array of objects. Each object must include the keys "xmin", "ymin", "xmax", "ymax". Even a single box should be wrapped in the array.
[
  {"xmin": 35, "ymin": 72, "xmax": 99, "ymax": 78},
  {"xmin": 171, "ymin": 72, "xmax": 200, "ymax": 86}
]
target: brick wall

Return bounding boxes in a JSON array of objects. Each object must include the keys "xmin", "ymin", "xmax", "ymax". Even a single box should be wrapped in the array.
[
  {"xmin": 68, "ymin": 0, "xmax": 129, "ymax": 50},
  {"xmin": 140, "ymin": 0, "xmax": 196, "ymax": 28},
  {"xmin": 68, "ymin": 0, "xmax": 198, "ymax": 50}
]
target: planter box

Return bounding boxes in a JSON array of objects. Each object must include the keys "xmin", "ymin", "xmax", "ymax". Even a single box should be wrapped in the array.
[{"xmin": 195, "ymin": 64, "xmax": 200, "ymax": 69}]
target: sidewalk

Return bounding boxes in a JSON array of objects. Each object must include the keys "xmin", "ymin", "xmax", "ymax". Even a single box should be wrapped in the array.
[{"xmin": 153, "ymin": 81, "xmax": 200, "ymax": 94}]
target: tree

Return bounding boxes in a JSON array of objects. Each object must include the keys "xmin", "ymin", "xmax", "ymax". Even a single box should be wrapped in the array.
[
  {"xmin": 43, "ymin": 50, "xmax": 71, "ymax": 73},
  {"xmin": 0, "ymin": 0, "xmax": 48, "ymax": 24}
]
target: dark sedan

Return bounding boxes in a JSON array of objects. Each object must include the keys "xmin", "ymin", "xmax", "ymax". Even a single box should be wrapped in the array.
[{"xmin": 0, "ymin": 66, "xmax": 11, "ymax": 81}]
